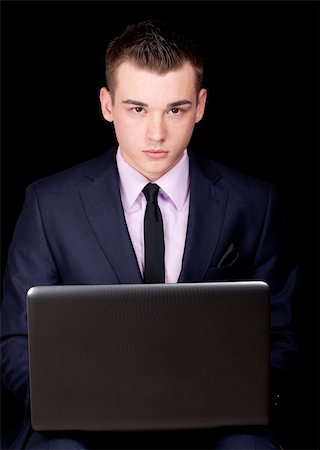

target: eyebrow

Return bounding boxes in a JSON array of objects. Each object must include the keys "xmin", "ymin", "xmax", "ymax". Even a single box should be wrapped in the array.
[{"xmin": 122, "ymin": 99, "xmax": 193, "ymax": 107}]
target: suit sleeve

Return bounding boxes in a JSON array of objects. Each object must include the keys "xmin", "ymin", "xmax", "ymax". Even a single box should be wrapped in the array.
[
  {"xmin": 252, "ymin": 186, "xmax": 300, "ymax": 403},
  {"xmin": 1, "ymin": 184, "xmax": 60, "ymax": 406}
]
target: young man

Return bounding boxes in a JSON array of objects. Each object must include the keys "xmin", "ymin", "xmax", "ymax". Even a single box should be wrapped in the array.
[{"xmin": 1, "ymin": 20, "xmax": 298, "ymax": 449}]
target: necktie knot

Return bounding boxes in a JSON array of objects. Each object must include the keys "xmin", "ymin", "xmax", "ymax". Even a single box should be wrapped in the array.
[{"xmin": 143, "ymin": 183, "xmax": 160, "ymax": 205}]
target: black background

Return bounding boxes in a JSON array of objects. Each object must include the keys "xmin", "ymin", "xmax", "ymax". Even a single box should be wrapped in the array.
[{"xmin": 1, "ymin": 1, "xmax": 319, "ymax": 448}]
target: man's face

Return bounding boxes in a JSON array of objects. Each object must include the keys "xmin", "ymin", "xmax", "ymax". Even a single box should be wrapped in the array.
[{"xmin": 100, "ymin": 61, "xmax": 207, "ymax": 181}]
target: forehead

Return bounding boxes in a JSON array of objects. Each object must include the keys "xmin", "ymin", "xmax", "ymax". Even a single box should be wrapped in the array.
[{"xmin": 113, "ymin": 61, "xmax": 197, "ymax": 103}]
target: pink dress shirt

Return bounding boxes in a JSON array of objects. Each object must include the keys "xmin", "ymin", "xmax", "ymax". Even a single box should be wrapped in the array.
[{"xmin": 116, "ymin": 148, "xmax": 190, "ymax": 283}]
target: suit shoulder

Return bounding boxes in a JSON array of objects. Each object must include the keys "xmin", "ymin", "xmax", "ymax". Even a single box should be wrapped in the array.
[
  {"xmin": 28, "ymin": 148, "xmax": 117, "ymax": 195},
  {"xmin": 190, "ymin": 150, "xmax": 273, "ymax": 194},
  {"xmin": 211, "ymin": 159, "xmax": 272, "ymax": 192}
]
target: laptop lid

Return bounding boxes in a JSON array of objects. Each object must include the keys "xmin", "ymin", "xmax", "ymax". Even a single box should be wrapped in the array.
[{"xmin": 27, "ymin": 281, "xmax": 269, "ymax": 432}]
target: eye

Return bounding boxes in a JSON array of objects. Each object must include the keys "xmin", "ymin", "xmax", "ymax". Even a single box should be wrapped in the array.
[
  {"xmin": 168, "ymin": 107, "xmax": 184, "ymax": 117},
  {"xmin": 132, "ymin": 107, "xmax": 144, "ymax": 114},
  {"xmin": 171, "ymin": 108, "xmax": 181, "ymax": 115}
]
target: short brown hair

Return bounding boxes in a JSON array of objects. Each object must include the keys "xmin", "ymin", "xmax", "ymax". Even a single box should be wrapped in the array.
[{"xmin": 105, "ymin": 20, "xmax": 204, "ymax": 99}]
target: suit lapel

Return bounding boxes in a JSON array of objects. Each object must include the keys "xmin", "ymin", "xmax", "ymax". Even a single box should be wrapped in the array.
[
  {"xmin": 79, "ymin": 150, "xmax": 142, "ymax": 284},
  {"xmin": 179, "ymin": 151, "xmax": 228, "ymax": 282}
]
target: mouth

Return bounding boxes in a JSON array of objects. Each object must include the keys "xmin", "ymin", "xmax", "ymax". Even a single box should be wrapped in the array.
[{"xmin": 143, "ymin": 150, "xmax": 168, "ymax": 159}]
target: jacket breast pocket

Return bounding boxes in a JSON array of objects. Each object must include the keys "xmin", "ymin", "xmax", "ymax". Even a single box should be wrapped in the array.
[{"xmin": 204, "ymin": 263, "xmax": 245, "ymax": 281}]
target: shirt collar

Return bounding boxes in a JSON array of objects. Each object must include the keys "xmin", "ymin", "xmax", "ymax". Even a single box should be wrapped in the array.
[
  {"xmin": 156, "ymin": 151, "xmax": 189, "ymax": 211},
  {"xmin": 116, "ymin": 147, "xmax": 189, "ymax": 212}
]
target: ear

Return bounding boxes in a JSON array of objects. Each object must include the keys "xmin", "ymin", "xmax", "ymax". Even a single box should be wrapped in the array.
[
  {"xmin": 99, "ymin": 87, "xmax": 113, "ymax": 122},
  {"xmin": 195, "ymin": 88, "xmax": 207, "ymax": 123}
]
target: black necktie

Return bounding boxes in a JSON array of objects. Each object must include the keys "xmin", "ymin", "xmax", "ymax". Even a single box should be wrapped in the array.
[{"xmin": 142, "ymin": 183, "xmax": 165, "ymax": 283}]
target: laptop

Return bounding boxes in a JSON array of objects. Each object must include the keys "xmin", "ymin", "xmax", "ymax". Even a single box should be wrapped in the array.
[{"xmin": 27, "ymin": 281, "xmax": 270, "ymax": 432}]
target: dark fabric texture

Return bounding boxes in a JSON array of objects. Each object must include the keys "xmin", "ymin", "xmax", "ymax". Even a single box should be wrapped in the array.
[
  {"xmin": 142, "ymin": 183, "xmax": 165, "ymax": 283},
  {"xmin": 1, "ymin": 146, "xmax": 299, "ymax": 449}
]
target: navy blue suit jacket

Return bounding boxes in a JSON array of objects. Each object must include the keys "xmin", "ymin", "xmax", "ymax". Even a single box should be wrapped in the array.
[{"xmin": 1, "ymin": 146, "xmax": 299, "ymax": 448}]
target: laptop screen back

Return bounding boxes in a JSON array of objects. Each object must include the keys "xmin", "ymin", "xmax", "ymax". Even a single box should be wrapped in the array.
[{"xmin": 27, "ymin": 281, "xmax": 269, "ymax": 432}]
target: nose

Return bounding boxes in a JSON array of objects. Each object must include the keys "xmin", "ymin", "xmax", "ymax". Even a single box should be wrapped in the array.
[{"xmin": 146, "ymin": 114, "xmax": 167, "ymax": 143}]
